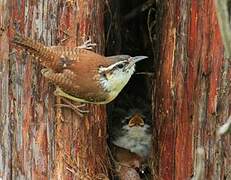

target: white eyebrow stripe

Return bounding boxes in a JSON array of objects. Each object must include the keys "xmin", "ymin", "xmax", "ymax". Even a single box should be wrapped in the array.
[{"xmin": 99, "ymin": 60, "xmax": 127, "ymax": 73}]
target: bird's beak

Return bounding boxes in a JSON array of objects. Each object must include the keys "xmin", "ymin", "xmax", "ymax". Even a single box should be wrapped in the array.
[
  {"xmin": 130, "ymin": 56, "xmax": 148, "ymax": 63},
  {"xmin": 126, "ymin": 56, "xmax": 148, "ymax": 69}
]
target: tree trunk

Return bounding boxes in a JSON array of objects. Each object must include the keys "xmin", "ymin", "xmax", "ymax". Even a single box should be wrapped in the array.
[
  {"xmin": 2, "ymin": 0, "xmax": 230, "ymax": 180},
  {"xmin": 0, "ymin": 0, "xmax": 108, "ymax": 179},
  {"xmin": 153, "ymin": 0, "xmax": 230, "ymax": 180}
]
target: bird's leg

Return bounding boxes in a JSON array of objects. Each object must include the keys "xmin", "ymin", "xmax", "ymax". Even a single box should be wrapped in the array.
[
  {"xmin": 77, "ymin": 37, "xmax": 97, "ymax": 50},
  {"xmin": 54, "ymin": 87, "xmax": 86, "ymax": 102},
  {"xmin": 54, "ymin": 87, "xmax": 89, "ymax": 116},
  {"xmin": 55, "ymin": 98, "xmax": 89, "ymax": 117},
  {"xmin": 59, "ymin": 98, "xmax": 89, "ymax": 117}
]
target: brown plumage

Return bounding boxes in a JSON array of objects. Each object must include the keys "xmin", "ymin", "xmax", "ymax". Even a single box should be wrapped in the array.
[
  {"xmin": 13, "ymin": 33, "xmax": 118, "ymax": 103},
  {"xmin": 110, "ymin": 144, "xmax": 143, "ymax": 180},
  {"xmin": 13, "ymin": 33, "xmax": 148, "ymax": 104}
]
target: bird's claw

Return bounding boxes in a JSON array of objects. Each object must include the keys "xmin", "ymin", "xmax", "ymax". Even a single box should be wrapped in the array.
[
  {"xmin": 55, "ymin": 98, "xmax": 89, "ymax": 117},
  {"xmin": 54, "ymin": 87, "xmax": 89, "ymax": 117},
  {"xmin": 78, "ymin": 37, "xmax": 97, "ymax": 50}
]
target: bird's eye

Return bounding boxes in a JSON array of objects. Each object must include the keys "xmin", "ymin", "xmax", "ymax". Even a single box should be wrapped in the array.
[
  {"xmin": 117, "ymin": 64, "xmax": 124, "ymax": 69},
  {"xmin": 102, "ymin": 73, "xmax": 107, "ymax": 78}
]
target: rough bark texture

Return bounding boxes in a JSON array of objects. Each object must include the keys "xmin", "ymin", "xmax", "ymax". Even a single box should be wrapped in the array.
[
  {"xmin": 153, "ymin": 0, "xmax": 231, "ymax": 180},
  {"xmin": 0, "ymin": 0, "xmax": 107, "ymax": 179}
]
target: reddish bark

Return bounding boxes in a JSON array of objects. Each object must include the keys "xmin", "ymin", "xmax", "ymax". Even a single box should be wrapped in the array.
[
  {"xmin": 0, "ymin": 0, "xmax": 107, "ymax": 179},
  {"xmin": 154, "ymin": 0, "xmax": 230, "ymax": 180}
]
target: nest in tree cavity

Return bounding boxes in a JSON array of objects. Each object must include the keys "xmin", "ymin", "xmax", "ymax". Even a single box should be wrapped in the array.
[{"xmin": 104, "ymin": 0, "xmax": 164, "ymax": 179}]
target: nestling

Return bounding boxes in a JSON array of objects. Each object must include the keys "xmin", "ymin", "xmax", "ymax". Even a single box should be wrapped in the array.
[
  {"xmin": 108, "ymin": 94, "xmax": 152, "ymax": 158},
  {"xmin": 110, "ymin": 143, "xmax": 143, "ymax": 180},
  {"xmin": 112, "ymin": 111, "xmax": 152, "ymax": 159},
  {"xmin": 109, "ymin": 108, "xmax": 153, "ymax": 179},
  {"xmin": 110, "ymin": 143, "xmax": 152, "ymax": 180},
  {"xmin": 12, "ymin": 33, "xmax": 148, "ymax": 104}
]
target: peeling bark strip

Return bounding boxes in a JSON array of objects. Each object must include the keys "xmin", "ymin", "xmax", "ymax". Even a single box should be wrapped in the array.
[
  {"xmin": 215, "ymin": 0, "xmax": 231, "ymax": 58},
  {"xmin": 8, "ymin": 0, "xmax": 57, "ymax": 179},
  {"xmin": 154, "ymin": 0, "xmax": 230, "ymax": 180},
  {"xmin": 0, "ymin": 0, "xmax": 107, "ymax": 179},
  {"xmin": 0, "ymin": 1, "xmax": 11, "ymax": 179}
]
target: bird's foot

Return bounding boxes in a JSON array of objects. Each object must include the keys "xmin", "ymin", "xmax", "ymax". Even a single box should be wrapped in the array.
[
  {"xmin": 78, "ymin": 37, "xmax": 96, "ymax": 50},
  {"xmin": 54, "ymin": 87, "xmax": 89, "ymax": 117},
  {"xmin": 56, "ymin": 98, "xmax": 89, "ymax": 117}
]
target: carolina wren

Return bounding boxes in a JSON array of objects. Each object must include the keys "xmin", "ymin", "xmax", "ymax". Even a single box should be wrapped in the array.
[{"xmin": 12, "ymin": 33, "xmax": 148, "ymax": 104}]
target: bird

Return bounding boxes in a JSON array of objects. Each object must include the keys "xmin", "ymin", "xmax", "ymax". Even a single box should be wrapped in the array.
[
  {"xmin": 109, "ymin": 143, "xmax": 151, "ymax": 180},
  {"xmin": 12, "ymin": 33, "xmax": 148, "ymax": 104},
  {"xmin": 109, "ymin": 111, "xmax": 153, "ymax": 179},
  {"xmin": 111, "ymin": 111, "xmax": 152, "ymax": 159},
  {"xmin": 109, "ymin": 143, "xmax": 143, "ymax": 180},
  {"xmin": 108, "ymin": 95, "xmax": 152, "ymax": 159}
]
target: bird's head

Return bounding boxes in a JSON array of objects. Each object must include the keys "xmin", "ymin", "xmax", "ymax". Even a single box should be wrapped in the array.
[{"xmin": 98, "ymin": 55, "xmax": 148, "ymax": 99}]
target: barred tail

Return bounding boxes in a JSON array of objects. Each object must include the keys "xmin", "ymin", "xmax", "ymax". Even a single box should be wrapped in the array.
[{"xmin": 12, "ymin": 33, "xmax": 58, "ymax": 69}]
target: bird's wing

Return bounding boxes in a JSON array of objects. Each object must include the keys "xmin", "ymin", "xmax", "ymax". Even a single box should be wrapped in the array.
[
  {"xmin": 41, "ymin": 68, "xmax": 80, "ymax": 93},
  {"xmin": 41, "ymin": 68, "xmax": 107, "ymax": 104},
  {"xmin": 48, "ymin": 46, "xmax": 93, "ymax": 61}
]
